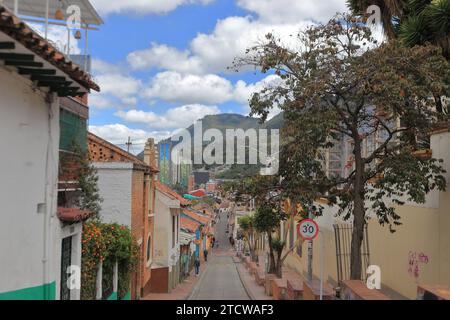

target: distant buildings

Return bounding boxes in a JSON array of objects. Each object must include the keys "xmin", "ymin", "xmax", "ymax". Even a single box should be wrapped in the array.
[
  {"xmin": 157, "ymin": 142, "xmax": 193, "ymax": 191},
  {"xmin": 194, "ymin": 170, "xmax": 210, "ymax": 186}
]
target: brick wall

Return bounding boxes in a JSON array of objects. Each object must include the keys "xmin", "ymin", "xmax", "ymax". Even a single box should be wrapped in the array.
[{"xmin": 131, "ymin": 169, "xmax": 153, "ymax": 298}]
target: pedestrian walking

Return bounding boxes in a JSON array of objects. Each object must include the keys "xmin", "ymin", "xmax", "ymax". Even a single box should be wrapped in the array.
[
  {"xmin": 194, "ymin": 257, "xmax": 201, "ymax": 276},
  {"xmin": 204, "ymin": 249, "xmax": 209, "ymax": 262}
]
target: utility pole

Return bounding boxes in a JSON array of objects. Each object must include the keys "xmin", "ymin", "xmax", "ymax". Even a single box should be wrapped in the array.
[
  {"xmin": 307, "ymin": 210, "xmax": 314, "ymax": 281},
  {"xmin": 126, "ymin": 137, "xmax": 132, "ymax": 153}
]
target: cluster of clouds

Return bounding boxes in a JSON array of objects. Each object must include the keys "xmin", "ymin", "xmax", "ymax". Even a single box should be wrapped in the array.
[{"xmin": 87, "ymin": 0, "xmax": 348, "ymax": 149}]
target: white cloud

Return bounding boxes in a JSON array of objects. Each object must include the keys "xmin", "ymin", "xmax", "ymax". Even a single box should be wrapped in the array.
[
  {"xmin": 143, "ymin": 71, "xmax": 233, "ymax": 105},
  {"xmin": 92, "ymin": 59, "xmax": 123, "ymax": 75},
  {"xmin": 236, "ymin": 0, "xmax": 347, "ymax": 24},
  {"xmin": 234, "ymin": 74, "xmax": 282, "ymax": 105},
  {"xmin": 91, "ymin": 0, "xmax": 214, "ymax": 15},
  {"xmin": 89, "ymin": 93, "xmax": 114, "ymax": 109},
  {"xmin": 234, "ymin": 75, "xmax": 284, "ymax": 119},
  {"xmin": 127, "ymin": 16, "xmax": 312, "ymax": 74},
  {"xmin": 95, "ymin": 73, "xmax": 142, "ymax": 106},
  {"xmin": 127, "ymin": 43, "xmax": 202, "ymax": 73},
  {"xmin": 115, "ymin": 104, "xmax": 220, "ymax": 130}
]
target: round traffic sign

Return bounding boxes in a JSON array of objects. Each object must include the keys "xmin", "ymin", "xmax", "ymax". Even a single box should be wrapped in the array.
[{"xmin": 297, "ymin": 219, "xmax": 319, "ymax": 241}]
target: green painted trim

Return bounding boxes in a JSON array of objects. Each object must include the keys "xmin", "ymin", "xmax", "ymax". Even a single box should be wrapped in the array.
[
  {"xmin": 0, "ymin": 282, "xmax": 56, "ymax": 300},
  {"xmin": 121, "ymin": 292, "xmax": 131, "ymax": 300},
  {"xmin": 107, "ymin": 292, "xmax": 118, "ymax": 300}
]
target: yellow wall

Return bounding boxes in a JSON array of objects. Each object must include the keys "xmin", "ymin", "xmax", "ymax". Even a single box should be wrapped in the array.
[
  {"xmin": 279, "ymin": 131, "xmax": 450, "ymax": 299},
  {"xmin": 280, "ymin": 188, "xmax": 450, "ymax": 300}
]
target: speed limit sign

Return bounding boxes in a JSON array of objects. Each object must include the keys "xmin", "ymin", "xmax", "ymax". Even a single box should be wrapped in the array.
[{"xmin": 297, "ymin": 219, "xmax": 319, "ymax": 241}]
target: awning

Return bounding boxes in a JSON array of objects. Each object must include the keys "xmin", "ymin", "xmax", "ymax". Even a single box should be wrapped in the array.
[{"xmin": 180, "ymin": 230, "xmax": 196, "ymax": 246}]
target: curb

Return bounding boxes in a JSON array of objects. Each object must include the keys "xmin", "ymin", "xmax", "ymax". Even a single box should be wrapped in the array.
[
  {"xmin": 233, "ymin": 257, "xmax": 255, "ymax": 300},
  {"xmin": 186, "ymin": 262, "xmax": 209, "ymax": 300}
]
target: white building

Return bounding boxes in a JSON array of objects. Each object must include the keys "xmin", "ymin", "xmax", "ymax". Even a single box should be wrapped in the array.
[
  {"xmin": 149, "ymin": 181, "xmax": 190, "ymax": 293},
  {"xmin": 0, "ymin": 4, "xmax": 100, "ymax": 300}
]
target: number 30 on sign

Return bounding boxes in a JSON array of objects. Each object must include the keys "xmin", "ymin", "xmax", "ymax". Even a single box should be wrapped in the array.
[{"xmin": 297, "ymin": 219, "xmax": 319, "ymax": 241}]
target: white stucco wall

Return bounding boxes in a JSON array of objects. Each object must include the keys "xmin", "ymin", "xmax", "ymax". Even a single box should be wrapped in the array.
[
  {"xmin": 93, "ymin": 162, "xmax": 133, "ymax": 227},
  {"xmin": 153, "ymin": 190, "xmax": 180, "ymax": 269},
  {"xmin": 0, "ymin": 66, "xmax": 60, "ymax": 295}
]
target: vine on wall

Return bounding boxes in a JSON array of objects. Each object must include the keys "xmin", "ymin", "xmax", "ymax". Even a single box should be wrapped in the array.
[{"xmin": 81, "ymin": 221, "xmax": 139, "ymax": 300}]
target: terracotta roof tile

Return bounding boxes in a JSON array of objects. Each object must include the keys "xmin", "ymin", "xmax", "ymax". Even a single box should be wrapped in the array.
[
  {"xmin": 155, "ymin": 181, "xmax": 191, "ymax": 206},
  {"xmin": 0, "ymin": 6, "xmax": 99, "ymax": 92},
  {"xmin": 183, "ymin": 209, "xmax": 210, "ymax": 225},
  {"xmin": 181, "ymin": 216, "xmax": 201, "ymax": 233}
]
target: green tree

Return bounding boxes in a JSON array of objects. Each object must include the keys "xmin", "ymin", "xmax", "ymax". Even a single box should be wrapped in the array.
[
  {"xmin": 59, "ymin": 142, "xmax": 103, "ymax": 217},
  {"xmin": 234, "ymin": 13, "xmax": 449, "ymax": 280},
  {"xmin": 237, "ymin": 175, "xmax": 304, "ymax": 278},
  {"xmin": 238, "ymin": 214, "xmax": 258, "ymax": 262}
]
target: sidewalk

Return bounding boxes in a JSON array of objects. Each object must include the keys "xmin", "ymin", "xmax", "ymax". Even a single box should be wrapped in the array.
[
  {"xmin": 234, "ymin": 255, "xmax": 272, "ymax": 300},
  {"xmin": 142, "ymin": 262, "xmax": 208, "ymax": 300}
]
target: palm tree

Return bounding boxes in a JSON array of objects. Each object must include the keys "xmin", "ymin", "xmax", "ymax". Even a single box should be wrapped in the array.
[
  {"xmin": 398, "ymin": 0, "xmax": 450, "ymax": 59},
  {"xmin": 347, "ymin": 0, "xmax": 408, "ymax": 38},
  {"xmin": 348, "ymin": 0, "xmax": 450, "ymax": 58},
  {"xmin": 348, "ymin": 0, "xmax": 450, "ymax": 114}
]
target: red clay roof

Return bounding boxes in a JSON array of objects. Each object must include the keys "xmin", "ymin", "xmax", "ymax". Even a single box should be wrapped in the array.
[
  {"xmin": 0, "ymin": 6, "xmax": 99, "ymax": 92},
  {"xmin": 181, "ymin": 216, "xmax": 201, "ymax": 233},
  {"xmin": 183, "ymin": 209, "xmax": 210, "ymax": 225},
  {"xmin": 190, "ymin": 189, "xmax": 207, "ymax": 198},
  {"xmin": 88, "ymin": 132, "xmax": 158, "ymax": 173},
  {"xmin": 155, "ymin": 181, "xmax": 191, "ymax": 206},
  {"xmin": 57, "ymin": 207, "xmax": 93, "ymax": 223}
]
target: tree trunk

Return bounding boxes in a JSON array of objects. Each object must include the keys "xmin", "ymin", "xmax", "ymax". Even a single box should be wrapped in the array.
[
  {"xmin": 350, "ymin": 137, "xmax": 366, "ymax": 280},
  {"xmin": 275, "ymin": 251, "xmax": 283, "ymax": 278},
  {"xmin": 267, "ymin": 233, "xmax": 277, "ymax": 274}
]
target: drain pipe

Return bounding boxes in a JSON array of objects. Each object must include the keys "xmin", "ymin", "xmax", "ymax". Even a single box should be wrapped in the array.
[{"xmin": 43, "ymin": 92, "xmax": 57, "ymax": 299}]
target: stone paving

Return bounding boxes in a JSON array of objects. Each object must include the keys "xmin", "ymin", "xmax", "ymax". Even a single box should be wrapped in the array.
[{"xmin": 188, "ymin": 254, "xmax": 250, "ymax": 300}]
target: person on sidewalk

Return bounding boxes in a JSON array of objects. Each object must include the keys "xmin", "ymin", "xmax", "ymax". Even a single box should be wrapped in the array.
[
  {"xmin": 194, "ymin": 257, "xmax": 201, "ymax": 277},
  {"xmin": 204, "ymin": 249, "xmax": 209, "ymax": 262}
]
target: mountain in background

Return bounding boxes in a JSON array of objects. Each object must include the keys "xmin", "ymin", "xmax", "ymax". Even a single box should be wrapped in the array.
[
  {"xmin": 154, "ymin": 112, "xmax": 283, "ymax": 146},
  {"xmin": 138, "ymin": 112, "xmax": 284, "ymax": 179}
]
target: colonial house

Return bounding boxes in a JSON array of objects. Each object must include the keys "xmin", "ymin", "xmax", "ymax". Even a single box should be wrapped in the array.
[
  {"xmin": 0, "ymin": 5, "xmax": 100, "ymax": 299},
  {"xmin": 180, "ymin": 216, "xmax": 202, "ymax": 261},
  {"xmin": 149, "ymin": 181, "xmax": 191, "ymax": 293},
  {"xmin": 88, "ymin": 132, "xmax": 158, "ymax": 300},
  {"xmin": 181, "ymin": 209, "xmax": 213, "ymax": 259}
]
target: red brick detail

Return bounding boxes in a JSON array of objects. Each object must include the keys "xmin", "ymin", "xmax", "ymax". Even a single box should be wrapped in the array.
[{"xmin": 303, "ymin": 280, "xmax": 335, "ymax": 300}]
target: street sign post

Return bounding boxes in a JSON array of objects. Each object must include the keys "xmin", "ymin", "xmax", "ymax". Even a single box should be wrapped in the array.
[
  {"xmin": 298, "ymin": 218, "xmax": 323, "ymax": 299},
  {"xmin": 297, "ymin": 218, "xmax": 319, "ymax": 241}
]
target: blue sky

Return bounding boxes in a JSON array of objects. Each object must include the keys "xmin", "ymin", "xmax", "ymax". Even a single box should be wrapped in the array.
[{"xmin": 59, "ymin": 0, "xmax": 348, "ymax": 151}]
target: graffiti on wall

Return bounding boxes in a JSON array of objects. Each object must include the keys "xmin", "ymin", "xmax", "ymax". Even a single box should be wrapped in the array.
[{"xmin": 408, "ymin": 251, "xmax": 429, "ymax": 279}]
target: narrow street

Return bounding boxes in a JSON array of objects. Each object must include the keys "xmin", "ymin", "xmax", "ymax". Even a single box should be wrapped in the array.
[{"xmin": 188, "ymin": 211, "xmax": 250, "ymax": 300}]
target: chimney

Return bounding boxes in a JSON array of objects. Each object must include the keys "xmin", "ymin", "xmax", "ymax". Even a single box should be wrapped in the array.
[{"xmin": 144, "ymin": 138, "xmax": 157, "ymax": 169}]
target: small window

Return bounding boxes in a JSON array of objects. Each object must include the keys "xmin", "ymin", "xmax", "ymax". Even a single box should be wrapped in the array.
[{"xmin": 146, "ymin": 235, "xmax": 152, "ymax": 263}]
